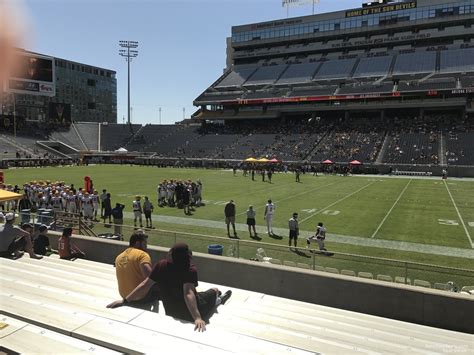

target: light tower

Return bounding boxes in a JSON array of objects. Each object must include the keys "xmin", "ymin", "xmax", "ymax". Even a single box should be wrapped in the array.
[{"xmin": 119, "ymin": 40, "xmax": 138, "ymax": 125}]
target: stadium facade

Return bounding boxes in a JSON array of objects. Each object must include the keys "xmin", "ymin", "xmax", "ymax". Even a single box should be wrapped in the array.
[
  {"xmin": 2, "ymin": 49, "xmax": 117, "ymax": 125},
  {"xmin": 194, "ymin": 0, "xmax": 474, "ymax": 120}
]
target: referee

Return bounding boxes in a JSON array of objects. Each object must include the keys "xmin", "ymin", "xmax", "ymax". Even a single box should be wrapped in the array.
[{"xmin": 288, "ymin": 213, "xmax": 299, "ymax": 250}]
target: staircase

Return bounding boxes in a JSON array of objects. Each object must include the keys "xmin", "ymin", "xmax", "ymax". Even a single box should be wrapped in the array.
[
  {"xmin": 439, "ymin": 133, "xmax": 447, "ymax": 166},
  {"xmin": 375, "ymin": 132, "xmax": 390, "ymax": 164}
]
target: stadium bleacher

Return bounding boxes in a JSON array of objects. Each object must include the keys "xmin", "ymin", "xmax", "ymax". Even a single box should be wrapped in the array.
[
  {"xmin": 244, "ymin": 64, "xmax": 288, "ymax": 86},
  {"xmin": 392, "ymin": 51, "xmax": 437, "ymax": 77},
  {"xmin": 353, "ymin": 56, "xmax": 393, "ymax": 79},
  {"xmin": 215, "ymin": 67, "xmax": 257, "ymax": 88},
  {"xmin": 100, "ymin": 123, "xmax": 141, "ymax": 151},
  {"xmin": 1, "ymin": 255, "xmax": 472, "ymax": 354}
]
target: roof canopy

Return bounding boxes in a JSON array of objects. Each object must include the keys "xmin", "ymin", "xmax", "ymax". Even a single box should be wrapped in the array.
[
  {"xmin": 0, "ymin": 189, "xmax": 22, "ymax": 202},
  {"xmin": 322, "ymin": 159, "xmax": 333, "ymax": 164}
]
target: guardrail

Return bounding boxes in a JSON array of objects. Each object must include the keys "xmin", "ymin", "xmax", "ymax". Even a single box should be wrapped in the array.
[{"xmin": 20, "ymin": 210, "xmax": 474, "ymax": 290}]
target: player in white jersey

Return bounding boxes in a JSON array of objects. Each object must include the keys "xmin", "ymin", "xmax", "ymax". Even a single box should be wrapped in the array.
[
  {"xmin": 61, "ymin": 189, "xmax": 69, "ymax": 211},
  {"xmin": 50, "ymin": 193, "xmax": 63, "ymax": 213},
  {"xmin": 91, "ymin": 190, "xmax": 100, "ymax": 221},
  {"xmin": 132, "ymin": 196, "xmax": 143, "ymax": 228},
  {"xmin": 82, "ymin": 192, "xmax": 94, "ymax": 221},
  {"xmin": 66, "ymin": 191, "xmax": 77, "ymax": 214},
  {"xmin": 76, "ymin": 188, "xmax": 84, "ymax": 215},
  {"xmin": 307, "ymin": 222, "xmax": 327, "ymax": 251},
  {"xmin": 157, "ymin": 183, "xmax": 166, "ymax": 207},
  {"xmin": 264, "ymin": 199, "xmax": 275, "ymax": 236}
]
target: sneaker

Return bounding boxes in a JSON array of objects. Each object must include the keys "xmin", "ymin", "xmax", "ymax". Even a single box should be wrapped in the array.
[{"xmin": 220, "ymin": 290, "xmax": 232, "ymax": 305}]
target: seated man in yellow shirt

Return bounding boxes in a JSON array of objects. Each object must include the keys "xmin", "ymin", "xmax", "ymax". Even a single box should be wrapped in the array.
[{"xmin": 115, "ymin": 231, "xmax": 159, "ymax": 311}]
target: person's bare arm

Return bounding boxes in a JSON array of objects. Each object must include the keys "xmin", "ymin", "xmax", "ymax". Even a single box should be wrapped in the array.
[
  {"xmin": 139, "ymin": 262, "xmax": 152, "ymax": 278},
  {"xmin": 107, "ymin": 277, "xmax": 155, "ymax": 308},
  {"xmin": 183, "ymin": 283, "xmax": 205, "ymax": 332}
]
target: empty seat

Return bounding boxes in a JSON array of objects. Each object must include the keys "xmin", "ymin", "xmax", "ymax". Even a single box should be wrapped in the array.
[
  {"xmin": 313, "ymin": 265, "xmax": 325, "ymax": 272},
  {"xmin": 269, "ymin": 258, "xmax": 282, "ymax": 265},
  {"xmin": 283, "ymin": 260, "xmax": 297, "ymax": 267},
  {"xmin": 341, "ymin": 269, "xmax": 356, "ymax": 277},
  {"xmin": 414, "ymin": 279, "xmax": 432, "ymax": 288},
  {"xmin": 376, "ymin": 275, "xmax": 393, "ymax": 282},
  {"xmin": 358, "ymin": 272, "xmax": 374, "ymax": 279}
]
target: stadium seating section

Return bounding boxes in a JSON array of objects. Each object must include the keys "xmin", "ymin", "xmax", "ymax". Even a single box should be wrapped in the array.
[
  {"xmin": 1, "ymin": 255, "xmax": 472, "ymax": 353},
  {"xmin": 197, "ymin": 46, "xmax": 474, "ymax": 103}
]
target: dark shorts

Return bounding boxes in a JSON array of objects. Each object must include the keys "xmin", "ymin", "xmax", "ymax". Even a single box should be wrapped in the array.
[
  {"xmin": 246, "ymin": 218, "xmax": 256, "ymax": 226},
  {"xmin": 144, "ymin": 210, "xmax": 152, "ymax": 218},
  {"xmin": 128, "ymin": 283, "xmax": 160, "ymax": 312},
  {"xmin": 196, "ymin": 289, "xmax": 218, "ymax": 320},
  {"xmin": 0, "ymin": 238, "xmax": 26, "ymax": 258},
  {"xmin": 289, "ymin": 230, "xmax": 298, "ymax": 239}
]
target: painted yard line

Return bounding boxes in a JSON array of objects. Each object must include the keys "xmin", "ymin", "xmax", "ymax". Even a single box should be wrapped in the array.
[
  {"xmin": 299, "ymin": 181, "xmax": 377, "ymax": 224},
  {"xmin": 235, "ymin": 180, "xmax": 341, "ymax": 217},
  {"xmin": 121, "ymin": 212, "xmax": 474, "ymax": 259},
  {"xmin": 370, "ymin": 179, "xmax": 412, "ymax": 239},
  {"xmin": 443, "ymin": 180, "xmax": 474, "ymax": 248}
]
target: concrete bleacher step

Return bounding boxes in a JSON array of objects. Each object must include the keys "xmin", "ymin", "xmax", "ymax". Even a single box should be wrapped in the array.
[
  {"xmin": 257, "ymin": 295, "xmax": 474, "ymax": 347},
  {"xmin": 1, "ymin": 280, "xmax": 140, "ymax": 323},
  {"xmin": 8, "ymin": 258, "xmax": 117, "ymax": 289},
  {"xmin": 48, "ymin": 253, "xmax": 116, "ymax": 274},
  {"xmin": 73, "ymin": 317, "xmax": 228, "ymax": 355},
  {"xmin": 218, "ymin": 298, "xmax": 454, "ymax": 354},
  {"xmin": 129, "ymin": 310, "xmax": 313, "ymax": 355},
  {"xmin": 0, "ymin": 315, "xmax": 119, "ymax": 354},
  {"xmin": 0, "ymin": 259, "xmax": 118, "ymax": 299},
  {"xmin": 16, "ymin": 256, "xmax": 117, "ymax": 281},
  {"xmin": 3, "ymin": 256, "xmax": 473, "ymax": 355}
]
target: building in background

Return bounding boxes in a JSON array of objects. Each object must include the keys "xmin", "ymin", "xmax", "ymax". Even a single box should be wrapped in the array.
[
  {"xmin": 2, "ymin": 49, "xmax": 117, "ymax": 126},
  {"xmin": 195, "ymin": 0, "xmax": 474, "ymax": 120}
]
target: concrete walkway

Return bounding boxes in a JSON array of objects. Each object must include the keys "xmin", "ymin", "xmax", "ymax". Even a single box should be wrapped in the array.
[{"xmin": 124, "ymin": 212, "xmax": 474, "ymax": 260}]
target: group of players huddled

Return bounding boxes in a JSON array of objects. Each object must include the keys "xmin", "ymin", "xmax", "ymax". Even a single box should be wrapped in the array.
[
  {"xmin": 9, "ymin": 181, "xmax": 104, "ymax": 222},
  {"xmin": 2, "ymin": 178, "xmax": 204, "ymax": 224},
  {"xmin": 157, "ymin": 179, "xmax": 203, "ymax": 215}
]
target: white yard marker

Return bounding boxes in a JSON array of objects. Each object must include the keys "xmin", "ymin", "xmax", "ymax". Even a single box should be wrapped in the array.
[
  {"xmin": 444, "ymin": 180, "xmax": 474, "ymax": 248},
  {"xmin": 371, "ymin": 179, "xmax": 412, "ymax": 239},
  {"xmin": 236, "ymin": 180, "xmax": 340, "ymax": 217},
  {"xmin": 300, "ymin": 181, "xmax": 376, "ymax": 224}
]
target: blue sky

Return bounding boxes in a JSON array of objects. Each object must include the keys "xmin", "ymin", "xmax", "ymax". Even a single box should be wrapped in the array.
[{"xmin": 22, "ymin": 0, "xmax": 359, "ymax": 124}]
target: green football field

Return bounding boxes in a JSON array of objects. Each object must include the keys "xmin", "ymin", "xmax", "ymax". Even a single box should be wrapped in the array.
[{"xmin": 5, "ymin": 165, "xmax": 474, "ymax": 285}]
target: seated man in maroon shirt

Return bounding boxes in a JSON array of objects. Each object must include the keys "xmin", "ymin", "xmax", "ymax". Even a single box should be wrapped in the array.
[{"xmin": 107, "ymin": 243, "xmax": 232, "ymax": 332}]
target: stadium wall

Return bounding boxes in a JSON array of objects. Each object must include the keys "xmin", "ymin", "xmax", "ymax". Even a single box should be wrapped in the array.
[{"xmin": 46, "ymin": 232, "xmax": 474, "ymax": 334}]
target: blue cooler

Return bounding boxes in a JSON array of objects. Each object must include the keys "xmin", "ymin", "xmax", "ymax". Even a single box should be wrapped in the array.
[{"xmin": 208, "ymin": 244, "xmax": 224, "ymax": 256}]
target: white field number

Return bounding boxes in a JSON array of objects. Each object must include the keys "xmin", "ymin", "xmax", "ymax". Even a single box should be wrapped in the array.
[
  {"xmin": 322, "ymin": 210, "xmax": 340, "ymax": 216},
  {"xmin": 301, "ymin": 209, "xmax": 317, "ymax": 213},
  {"xmin": 438, "ymin": 219, "xmax": 459, "ymax": 226},
  {"xmin": 468, "ymin": 222, "xmax": 474, "ymax": 227}
]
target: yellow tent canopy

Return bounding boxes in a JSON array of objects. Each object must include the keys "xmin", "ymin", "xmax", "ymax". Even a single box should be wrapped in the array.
[
  {"xmin": 0, "ymin": 189, "xmax": 22, "ymax": 202},
  {"xmin": 257, "ymin": 158, "xmax": 269, "ymax": 163},
  {"xmin": 244, "ymin": 157, "xmax": 258, "ymax": 162}
]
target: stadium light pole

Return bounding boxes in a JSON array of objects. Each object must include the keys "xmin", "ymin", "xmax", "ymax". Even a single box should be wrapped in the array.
[
  {"xmin": 159, "ymin": 107, "xmax": 162, "ymax": 125},
  {"xmin": 119, "ymin": 40, "xmax": 139, "ymax": 125}
]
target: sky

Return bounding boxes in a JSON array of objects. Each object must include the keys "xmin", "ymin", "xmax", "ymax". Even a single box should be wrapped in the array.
[{"xmin": 20, "ymin": 0, "xmax": 360, "ymax": 124}]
